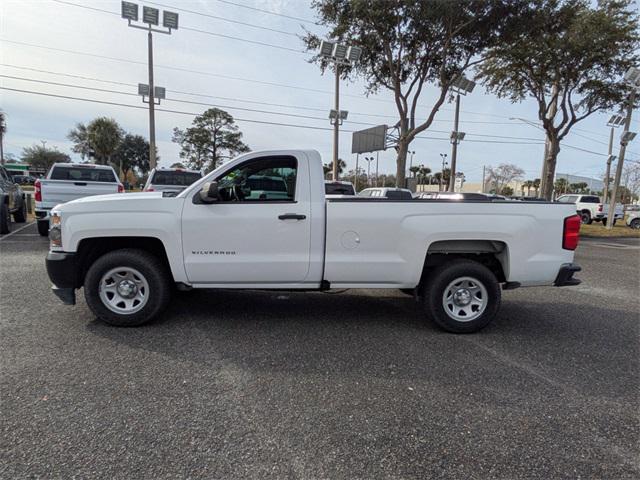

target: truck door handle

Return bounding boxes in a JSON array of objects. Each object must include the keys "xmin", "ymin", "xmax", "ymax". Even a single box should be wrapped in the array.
[
  {"xmin": 278, "ymin": 213, "xmax": 306, "ymax": 220},
  {"xmin": 74, "ymin": 182, "xmax": 87, "ymax": 186}
]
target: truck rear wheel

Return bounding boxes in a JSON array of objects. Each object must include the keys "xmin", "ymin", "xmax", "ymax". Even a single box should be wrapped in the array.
[
  {"xmin": 37, "ymin": 220, "xmax": 49, "ymax": 236},
  {"xmin": 84, "ymin": 248, "xmax": 171, "ymax": 327},
  {"xmin": 580, "ymin": 212, "xmax": 592, "ymax": 224},
  {"xmin": 13, "ymin": 202, "xmax": 26, "ymax": 223},
  {"xmin": 422, "ymin": 260, "xmax": 501, "ymax": 333},
  {"xmin": 0, "ymin": 202, "xmax": 10, "ymax": 234}
]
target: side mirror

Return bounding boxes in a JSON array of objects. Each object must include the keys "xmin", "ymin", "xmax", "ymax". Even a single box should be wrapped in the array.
[{"xmin": 199, "ymin": 181, "xmax": 219, "ymax": 203}]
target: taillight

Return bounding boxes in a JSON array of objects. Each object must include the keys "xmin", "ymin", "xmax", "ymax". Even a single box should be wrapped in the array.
[
  {"xmin": 563, "ymin": 215, "xmax": 581, "ymax": 250},
  {"xmin": 117, "ymin": 184, "xmax": 124, "ymax": 193},
  {"xmin": 34, "ymin": 180, "xmax": 42, "ymax": 202},
  {"xmin": 597, "ymin": 204, "xmax": 603, "ymax": 212}
]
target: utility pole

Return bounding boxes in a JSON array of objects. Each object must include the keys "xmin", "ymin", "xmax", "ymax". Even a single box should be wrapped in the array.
[
  {"xmin": 122, "ymin": 2, "xmax": 178, "ymax": 171},
  {"xmin": 604, "ymin": 114, "xmax": 624, "ymax": 204},
  {"xmin": 0, "ymin": 113, "xmax": 5, "ymax": 166},
  {"xmin": 448, "ymin": 76, "xmax": 474, "ymax": 191},
  {"xmin": 354, "ymin": 153, "xmax": 359, "ymax": 191},
  {"xmin": 147, "ymin": 29, "xmax": 156, "ymax": 169},
  {"xmin": 318, "ymin": 41, "xmax": 361, "ymax": 181},
  {"xmin": 449, "ymin": 94, "xmax": 461, "ymax": 192},
  {"xmin": 375, "ymin": 151, "xmax": 379, "ymax": 187},
  {"xmin": 332, "ymin": 66, "xmax": 340, "ymax": 181},
  {"xmin": 481, "ymin": 165, "xmax": 486, "ymax": 193},
  {"xmin": 606, "ymin": 88, "xmax": 637, "ymax": 230}
]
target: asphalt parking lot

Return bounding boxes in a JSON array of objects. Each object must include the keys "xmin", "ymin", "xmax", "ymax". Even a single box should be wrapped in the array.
[{"xmin": 1, "ymin": 223, "xmax": 639, "ymax": 479}]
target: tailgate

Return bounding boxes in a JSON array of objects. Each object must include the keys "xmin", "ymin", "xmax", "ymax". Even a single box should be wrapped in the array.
[{"xmin": 41, "ymin": 180, "xmax": 119, "ymax": 205}]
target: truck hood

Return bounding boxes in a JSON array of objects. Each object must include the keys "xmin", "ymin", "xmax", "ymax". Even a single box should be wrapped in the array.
[{"xmin": 52, "ymin": 191, "xmax": 180, "ymax": 215}]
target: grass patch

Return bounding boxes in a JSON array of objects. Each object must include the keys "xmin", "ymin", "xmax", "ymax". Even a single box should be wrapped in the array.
[{"xmin": 580, "ymin": 221, "xmax": 640, "ymax": 238}]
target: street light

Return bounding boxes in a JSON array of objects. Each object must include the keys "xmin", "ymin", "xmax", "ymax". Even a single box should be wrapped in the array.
[
  {"xmin": 318, "ymin": 40, "xmax": 362, "ymax": 181},
  {"xmin": 122, "ymin": 1, "xmax": 178, "ymax": 169},
  {"xmin": 448, "ymin": 75, "xmax": 475, "ymax": 191},
  {"xmin": 603, "ymin": 114, "xmax": 625, "ymax": 203},
  {"xmin": 439, "ymin": 153, "xmax": 448, "ymax": 192},
  {"xmin": 606, "ymin": 66, "xmax": 639, "ymax": 230},
  {"xmin": 364, "ymin": 156, "xmax": 374, "ymax": 186}
]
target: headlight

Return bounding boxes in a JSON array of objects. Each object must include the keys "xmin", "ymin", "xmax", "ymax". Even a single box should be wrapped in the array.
[{"xmin": 50, "ymin": 213, "xmax": 62, "ymax": 247}]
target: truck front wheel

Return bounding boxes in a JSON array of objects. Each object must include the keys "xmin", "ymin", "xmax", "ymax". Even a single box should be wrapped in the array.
[
  {"xmin": 37, "ymin": 220, "xmax": 49, "ymax": 236},
  {"xmin": 84, "ymin": 248, "xmax": 171, "ymax": 327},
  {"xmin": 422, "ymin": 260, "xmax": 501, "ymax": 333}
]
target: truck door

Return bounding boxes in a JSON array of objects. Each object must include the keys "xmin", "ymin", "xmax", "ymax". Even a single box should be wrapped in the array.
[{"xmin": 181, "ymin": 154, "xmax": 312, "ymax": 284}]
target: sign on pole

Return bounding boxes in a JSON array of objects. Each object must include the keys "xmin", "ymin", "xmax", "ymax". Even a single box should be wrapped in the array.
[{"xmin": 351, "ymin": 125, "xmax": 388, "ymax": 154}]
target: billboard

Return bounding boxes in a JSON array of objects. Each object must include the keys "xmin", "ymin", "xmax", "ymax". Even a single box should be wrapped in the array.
[{"xmin": 351, "ymin": 125, "xmax": 388, "ymax": 154}]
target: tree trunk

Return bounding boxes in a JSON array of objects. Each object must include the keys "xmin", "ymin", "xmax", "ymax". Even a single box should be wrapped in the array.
[
  {"xmin": 395, "ymin": 139, "xmax": 408, "ymax": 188},
  {"xmin": 541, "ymin": 137, "xmax": 560, "ymax": 200}
]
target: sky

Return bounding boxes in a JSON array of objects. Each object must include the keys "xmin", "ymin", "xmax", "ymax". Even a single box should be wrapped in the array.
[{"xmin": 1, "ymin": 0, "xmax": 639, "ymax": 183}]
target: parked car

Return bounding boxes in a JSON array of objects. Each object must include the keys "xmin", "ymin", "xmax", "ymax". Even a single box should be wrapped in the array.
[
  {"xmin": 325, "ymin": 180, "xmax": 356, "ymax": 197},
  {"xmin": 143, "ymin": 167, "xmax": 202, "ymax": 195},
  {"xmin": 0, "ymin": 165, "xmax": 27, "ymax": 233},
  {"xmin": 11, "ymin": 174, "xmax": 37, "ymax": 186},
  {"xmin": 358, "ymin": 187, "xmax": 413, "ymax": 200},
  {"xmin": 35, "ymin": 163, "xmax": 123, "ymax": 236},
  {"xmin": 45, "ymin": 149, "xmax": 582, "ymax": 334},
  {"xmin": 626, "ymin": 210, "xmax": 640, "ymax": 229},
  {"xmin": 556, "ymin": 194, "xmax": 624, "ymax": 225},
  {"xmin": 624, "ymin": 204, "xmax": 640, "ymax": 212}
]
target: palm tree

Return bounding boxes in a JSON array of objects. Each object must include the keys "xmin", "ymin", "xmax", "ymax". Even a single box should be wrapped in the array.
[
  {"xmin": 533, "ymin": 178, "xmax": 541, "ymax": 196},
  {"xmin": 523, "ymin": 180, "xmax": 533, "ymax": 196},
  {"xmin": 554, "ymin": 178, "xmax": 568, "ymax": 195},
  {"xmin": 409, "ymin": 165, "xmax": 420, "ymax": 178},
  {"xmin": 418, "ymin": 165, "xmax": 431, "ymax": 184}
]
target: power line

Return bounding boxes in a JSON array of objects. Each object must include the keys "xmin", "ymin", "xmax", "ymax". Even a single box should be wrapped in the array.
[
  {"xmin": 209, "ymin": 0, "xmax": 316, "ymax": 25},
  {"xmin": 0, "ymin": 63, "xmax": 523, "ymax": 126},
  {"xmin": 49, "ymin": 0, "xmax": 304, "ymax": 53},
  {"xmin": 1, "ymin": 86, "xmax": 546, "ymax": 146},
  {"xmin": 144, "ymin": 1, "xmax": 300, "ymax": 36},
  {"xmin": 1, "ymin": 75, "xmax": 549, "ymax": 142}
]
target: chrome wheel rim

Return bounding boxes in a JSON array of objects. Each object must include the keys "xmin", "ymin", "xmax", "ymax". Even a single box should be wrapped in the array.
[
  {"xmin": 442, "ymin": 276, "xmax": 488, "ymax": 322},
  {"xmin": 99, "ymin": 267, "xmax": 149, "ymax": 315}
]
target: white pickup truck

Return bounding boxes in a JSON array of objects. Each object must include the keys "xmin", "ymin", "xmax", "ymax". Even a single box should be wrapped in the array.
[
  {"xmin": 556, "ymin": 194, "xmax": 624, "ymax": 225},
  {"xmin": 35, "ymin": 163, "xmax": 123, "ymax": 236},
  {"xmin": 45, "ymin": 150, "xmax": 582, "ymax": 333}
]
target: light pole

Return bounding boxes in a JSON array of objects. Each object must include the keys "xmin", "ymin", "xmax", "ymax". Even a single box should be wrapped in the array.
[
  {"xmin": 407, "ymin": 150, "xmax": 415, "ymax": 177},
  {"xmin": 439, "ymin": 153, "xmax": 448, "ymax": 192},
  {"xmin": 121, "ymin": 1, "xmax": 178, "ymax": 170},
  {"xmin": 603, "ymin": 114, "xmax": 624, "ymax": 204},
  {"xmin": 318, "ymin": 40, "xmax": 362, "ymax": 181},
  {"xmin": 365, "ymin": 156, "xmax": 374, "ymax": 186},
  {"xmin": 375, "ymin": 151, "xmax": 379, "ymax": 187},
  {"xmin": 448, "ymin": 76, "xmax": 475, "ymax": 192},
  {"xmin": 606, "ymin": 66, "xmax": 639, "ymax": 230},
  {"xmin": 354, "ymin": 153, "xmax": 359, "ymax": 191}
]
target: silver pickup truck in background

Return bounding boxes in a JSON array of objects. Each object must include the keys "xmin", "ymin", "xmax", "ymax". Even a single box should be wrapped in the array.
[{"xmin": 35, "ymin": 163, "xmax": 123, "ymax": 236}]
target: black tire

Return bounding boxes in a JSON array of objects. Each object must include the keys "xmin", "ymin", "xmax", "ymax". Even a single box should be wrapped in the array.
[
  {"xmin": 13, "ymin": 201, "xmax": 26, "ymax": 223},
  {"xmin": 37, "ymin": 220, "xmax": 49, "ymax": 236},
  {"xmin": 0, "ymin": 202, "xmax": 10, "ymax": 234},
  {"xmin": 580, "ymin": 212, "xmax": 592, "ymax": 225},
  {"xmin": 602, "ymin": 218, "xmax": 616, "ymax": 227},
  {"xmin": 84, "ymin": 248, "xmax": 171, "ymax": 327},
  {"xmin": 422, "ymin": 259, "xmax": 501, "ymax": 334},
  {"xmin": 630, "ymin": 218, "xmax": 640, "ymax": 230}
]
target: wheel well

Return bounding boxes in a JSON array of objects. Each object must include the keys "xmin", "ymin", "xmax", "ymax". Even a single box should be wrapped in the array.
[
  {"xmin": 580, "ymin": 209, "xmax": 591, "ymax": 214},
  {"xmin": 420, "ymin": 240, "xmax": 508, "ymax": 285},
  {"xmin": 75, "ymin": 237, "xmax": 171, "ymax": 287}
]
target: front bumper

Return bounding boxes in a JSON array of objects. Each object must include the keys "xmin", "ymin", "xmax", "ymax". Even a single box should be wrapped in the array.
[
  {"xmin": 46, "ymin": 252, "xmax": 79, "ymax": 305},
  {"xmin": 554, "ymin": 263, "xmax": 581, "ymax": 287}
]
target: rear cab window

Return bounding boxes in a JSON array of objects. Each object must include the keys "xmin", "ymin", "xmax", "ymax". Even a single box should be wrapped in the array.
[
  {"xmin": 152, "ymin": 171, "xmax": 202, "ymax": 186},
  {"xmin": 325, "ymin": 183, "xmax": 355, "ymax": 195},
  {"xmin": 50, "ymin": 166, "xmax": 116, "ymax": 182},
  {"xmin": 581, "ymin": 196, "xmax": 600, "ymax": 203}
]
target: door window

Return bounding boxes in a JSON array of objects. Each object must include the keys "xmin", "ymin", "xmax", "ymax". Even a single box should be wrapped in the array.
[{"xmin": 215, "ymin": 156, "xmax": 297, "ymax": 202}]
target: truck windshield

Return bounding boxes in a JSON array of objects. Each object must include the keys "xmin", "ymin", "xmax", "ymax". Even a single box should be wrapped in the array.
[
  {"xmin": 152, "ymin": 171, "xmax": 202, "ymax": 186},
  {"xmin": 50, "ymin": 167, "xmax": 116, "ymax": 182}
]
